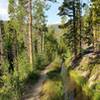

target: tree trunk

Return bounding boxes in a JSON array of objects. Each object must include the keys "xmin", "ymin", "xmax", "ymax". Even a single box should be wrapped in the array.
[
  {"xmin": 0, "ymin": 21, "xmax": 3, "ymax": 76},
  {"xmin": 73, "ymin": 1, "xmax": 77, "ymax": 57},
  {"xmin": 79, "ymin": 0, "xmax": 82, "ymax": 54},
  {"xmin": 41, "ymin": 33, "xmax": 44, "ymax": 53},
  {"xmin": 28, "ymin": 0, "xmax": 33, "ymax": 67}
]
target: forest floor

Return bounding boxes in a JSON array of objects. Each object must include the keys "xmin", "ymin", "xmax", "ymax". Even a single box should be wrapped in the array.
[{"xmin": 21, "ymin": 65, "xmax": 51, "ymax": 100}]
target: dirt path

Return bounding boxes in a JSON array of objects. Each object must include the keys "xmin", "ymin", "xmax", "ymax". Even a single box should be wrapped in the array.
[{"xmin": 22, "ymin": 65, "xmax": 50, "ymax": 100}]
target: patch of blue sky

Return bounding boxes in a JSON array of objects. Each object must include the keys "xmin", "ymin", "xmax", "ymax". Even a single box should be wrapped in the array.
[
  {"xmin": 0, "ymin": 0, "xmax": 9, "ymax": 20},
  {"xmin": 0, "ymin": 0, "xmax": 90, "ymax": 24}
]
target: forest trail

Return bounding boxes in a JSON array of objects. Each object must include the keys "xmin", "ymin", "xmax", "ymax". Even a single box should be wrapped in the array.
[{"xmin": 22, "ymin": 65, "xmax": 51, "ymax": 100}]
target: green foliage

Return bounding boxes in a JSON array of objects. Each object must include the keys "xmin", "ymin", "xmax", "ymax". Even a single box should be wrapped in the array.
[
  {"xmin": 34, "ymin": 53, "xmax": 49, "ymax": 70},
  {"xmin": 83, "ymin": 84, "xmax": 93, "ymax": 96},
  {"xmin": 40, "ymin": 59, "xmax": 63, "ymax": 100},
  {"xmin": 47, "ymin": 67, "xmax": 61, "ymax": 80},
  {"xmin": 17, "ymin": 52, "xmax": 31, "ymax": 81},
  {"xmin": 58, "ymin": 0, "xmax": 83, "ymax": 55},
  {"xmin": 82, "ymin": 82, "xmax": 100, "ymax": 100},
  {"xmin": 69, "ymin": 70, "xmax": 100, "ymax": 100},
  {"xmin": 47, "ymin": 57, "xmax": 61, "ymax": 72},
  {"xmin": 83, "ymin": 6, "xmax": 94, "ymax": 46},
  {"xmin": 25, "ymin": 71, "xmax": 40, "ymax": 84},
  {"xmin": 92, "ymin": 82, "xmax": 100, "ymax": 100},
  {"xmin": 70, "ymin": 71, "xmax": 86, "ymax": 86},
  {"xmin": 93, "ymin": 92, "xmax": 100, "ymax": 100},
  {"xmin": 0, "ymin": 51, "xmax": 40, "ymax": 100},
  {"xmin": 41, "ymin": 80, "xmax": 63, "ymax": 100},
  {"xmin": 0, "ymin": 74, "xmax": 20, "ymax": 100},
  {"xmin": 0, "ymin": 0, "xmax": 99, "ymax": 100},
  {"xmin": 44, "ymin": 28, "xmax": 58, "ymax": 61}
]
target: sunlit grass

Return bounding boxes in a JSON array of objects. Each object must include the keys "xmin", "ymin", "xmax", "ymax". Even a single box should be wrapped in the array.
[{"xmin": 40, "ymin": 79, "xmax": 63, "ymax": 100}]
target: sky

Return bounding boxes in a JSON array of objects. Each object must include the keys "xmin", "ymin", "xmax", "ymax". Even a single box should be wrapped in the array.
[
  {"xmin": 0, "ymin": 0, "xmax": 9, "ymax": 20},
  {"xmin": 0, "ymin": 0, "xmax": 90, "ymax": 25},
  {"xmin": 46, "ymin": 0, "xmax": 63, "ymax": 25}
]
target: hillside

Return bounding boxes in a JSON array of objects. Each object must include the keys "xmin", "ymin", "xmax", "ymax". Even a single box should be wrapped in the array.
[
  {"xmin": 48, "ymin": 24, "xmax": 62, "ymax": 34},
  {"xmin": 40, "ymin": 50, "xmax": 100, "ymax": 100},
  {"xmin": 68, "ymin": 52, "xmax": 100, "ymax": 100}
]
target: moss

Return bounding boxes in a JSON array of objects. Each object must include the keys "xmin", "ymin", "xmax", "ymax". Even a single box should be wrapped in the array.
[
  {"xmin": 83, "ymin": 84, "xmax": 94, "ymax": 97},
  {"xmin": 93, "ymin": 92, "xmax": 100, "ymax": 100},
  {"xmin": 70, "ymin": 71, "xmax": 86, "ymax": 86},
  {"xmin": 65, "ymin": 56, "xmax": 72, "ymax": 68},
  {"xmin": 92, "ymin": 82, "xmax": 100, "ymax": 100},
  {"xmin": 69, "ymin": 70, "xmax": 100, "ymax": 100}
]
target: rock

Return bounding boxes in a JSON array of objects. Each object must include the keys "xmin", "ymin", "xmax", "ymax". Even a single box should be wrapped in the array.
[
  {"xmin": 88, "ymin": 73, "xmax": 99, "ymax": 88},
  {"xmin": 89, "ymin": 73, "xmax": 98, "ymax": 82},
  {"xmin": 88, "ymin": 81, "xmax": 96, "ymax": 88},
  {"xmin": 81, "ymin": 70, "xmax": 90, "ymax": 78}
]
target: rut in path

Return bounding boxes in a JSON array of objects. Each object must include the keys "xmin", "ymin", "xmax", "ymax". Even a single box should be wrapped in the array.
[{"xmin": 22, "ymin": 65, "xmax": 50, "ymax": 100}]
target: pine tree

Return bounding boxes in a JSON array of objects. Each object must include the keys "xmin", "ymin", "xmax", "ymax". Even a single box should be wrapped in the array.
[
  {"xmin": 8, "ymin": 0, "xmax": 17, "ymax": 73},
  {"xmin": 83, "ymin": 6, "xmax": 93, "ymax": 47},
  {"xmin": 59, "ymin": 0, "xmax": 82, "ymax": 57},
  {"xmin": 28, "ymin": 0, "xmax": 33, "ymax": 67},
  {"xmin": 33, "ymin": 0, "xmax": 47, "ymax": 54},
  {"xmin": 8, "ymin": 0, "xmax": 33, "ymax": 71}
]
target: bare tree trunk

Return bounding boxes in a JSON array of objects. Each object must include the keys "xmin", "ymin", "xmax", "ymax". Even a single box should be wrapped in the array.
[
  {"xmin": 41, "ymin": 33, "xmax": 43, "ymax": 53},
  {"xmin": 0, "ymin": 21, "xmax": 3, "ymax": 75},
  {"xmin": 79, "ymin": 0, "xmax": 82, "ymax": 54},
  {"xmin": 28, "ymin": 0, "xmax": 33, "ymax": 67}
]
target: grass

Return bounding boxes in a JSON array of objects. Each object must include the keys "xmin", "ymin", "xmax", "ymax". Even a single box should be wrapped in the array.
[
  {"xmin": 40, "ymin": 79, "xmax": 63, "ymax": 100},
  {"xmin": 69, "ymin": 70, "xmax": 100, "ymax": 100},
  {"xmin": 70, "ymin": 71, "xmax": 86, "ymax": 86}
]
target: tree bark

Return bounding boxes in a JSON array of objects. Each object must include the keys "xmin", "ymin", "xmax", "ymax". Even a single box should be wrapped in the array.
[
  {"xmin": 28, "ymin": 0, "xmax": 33, "ymax": 66},
  {"xmin": 0, "ymin": 21, "xmax": 3, "ymax": 75},
  {"xmin": 73, "ymin": 1, "xmax": 77, "ymax": 57},
  {"xmin": 79, "ymin": 0, "xmax": 82, "ymax": 54}
]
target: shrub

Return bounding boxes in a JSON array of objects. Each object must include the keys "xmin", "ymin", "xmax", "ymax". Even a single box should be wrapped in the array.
[{"xmin": 40, "ymin": 80, "xmax": 63, "ymax": 100}]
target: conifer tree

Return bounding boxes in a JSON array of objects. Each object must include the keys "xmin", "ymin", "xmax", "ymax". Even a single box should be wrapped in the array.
[
  {"xmin": 33, "ymin": 0, "xmax": 47, "ymax": 54},
  {"xmin": 59, "ymin": 0, "xmax": 82, "ymax": 57},
  {"xmin": 8, "ymin": 0, "xmax": 18, "ymax": 73}
]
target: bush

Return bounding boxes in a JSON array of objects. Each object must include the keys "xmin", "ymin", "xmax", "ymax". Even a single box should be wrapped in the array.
[
  {"xmin": 93, "ymin": 92, "xmax": 100, "ymax": 100},
  {"xmin": 70, "ymin": 71, "xmax": 86, "ymax": 86},
  {"xmin": 25, "ymin": 71, "xmax": 40, "ymax": 84},
  {"xmin": 0, "ymin": 74, "xmax": 21, "ymax": 100},
  {"xmin": 0, "ymin": 51, "xmax": 35, "ymax": 100},
  {"xmin": 40, "ymin": 80, "xmax": 63, "ymax": 100},
  {"xmin": 34, "ymin": 54, "xmax": 49, "ymax": 70}
]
